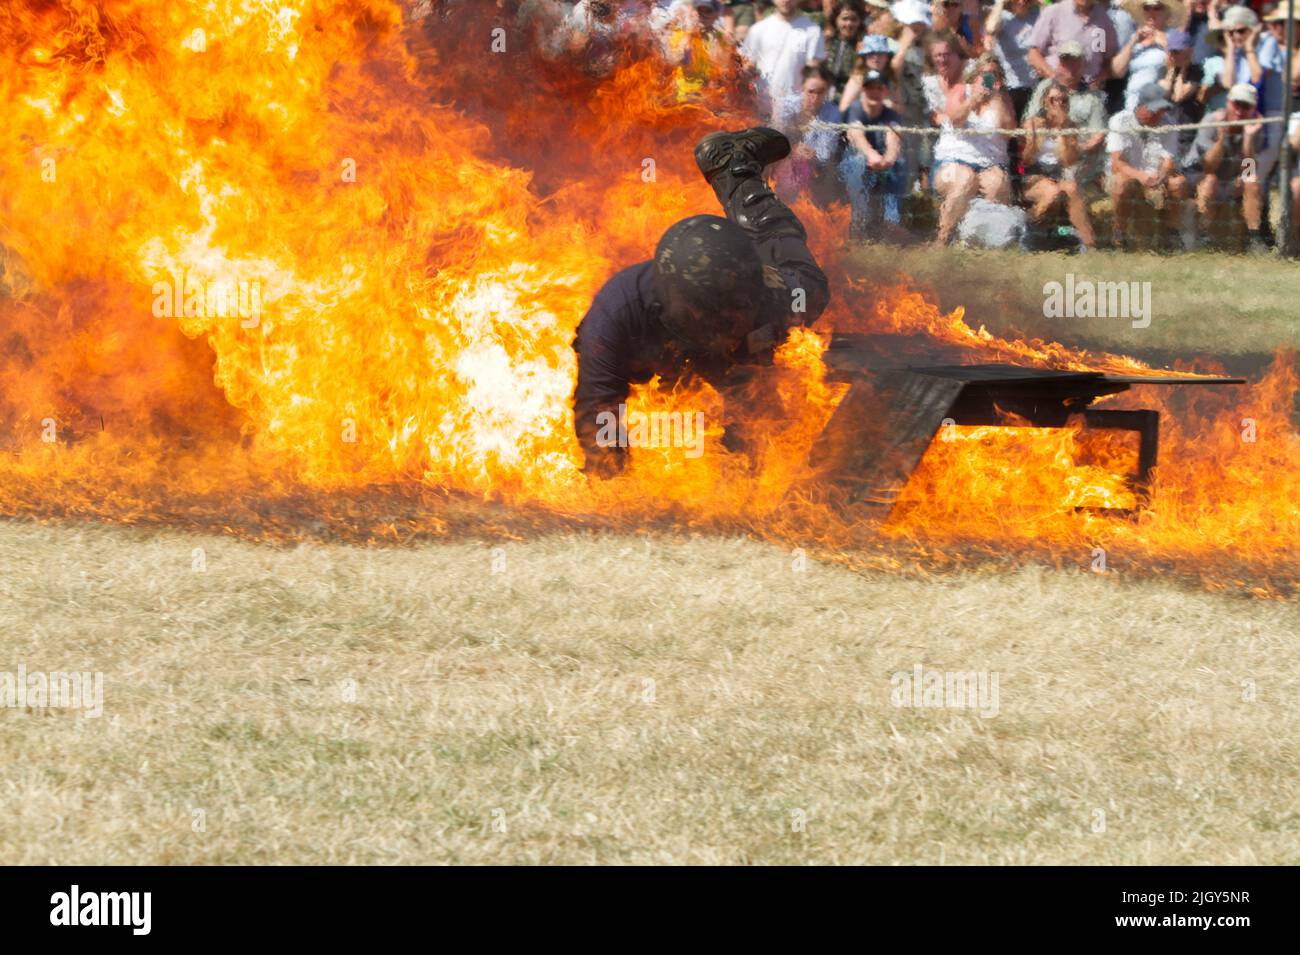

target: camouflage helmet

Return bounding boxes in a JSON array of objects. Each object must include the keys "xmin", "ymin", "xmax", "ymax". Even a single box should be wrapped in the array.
[{"xmin": 653, "ymin": 215, "xmax": 763, "ymax": 354}]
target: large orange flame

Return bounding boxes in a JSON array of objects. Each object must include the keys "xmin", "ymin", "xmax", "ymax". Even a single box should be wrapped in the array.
[{"xmin": 0, "ymin": 1, "xmax": 1295, "ymax": 594}]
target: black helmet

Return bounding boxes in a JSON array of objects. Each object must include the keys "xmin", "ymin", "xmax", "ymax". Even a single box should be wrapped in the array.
[{"xmin": 653, "ymin": 215, "xmax": 763, "ymax": 354}]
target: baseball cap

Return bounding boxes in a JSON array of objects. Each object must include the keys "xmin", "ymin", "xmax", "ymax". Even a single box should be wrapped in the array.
[
  {"xmin": 1137, "ymin": 82, "xmax": 1173, "ymax": 112},
  {"xmin": 1058, "ymin": 40, "xmax": 1086, "ymax": 59},
  {"xmin": 891, "ymin": 0, "xmax": 933, "ymax": 27},
  {"xmin": 858, "ymin": 34, "xmax": 893, "ymax": 55},
  {"xmin": 1228, "ymin": 82, "xmax": 1259, "ymax": 105},
  {"xmin": 1164, "ymin": 28, "xmax": 1191, "ymax": 51},
  {"xmin": 862, "ymin": 69, "xmax": 888, "ymax": 85}
]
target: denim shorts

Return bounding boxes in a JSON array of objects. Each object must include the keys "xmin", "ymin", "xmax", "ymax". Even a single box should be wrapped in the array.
[{"xmin": 931, "ymin": 158, "xmax": 1005, "ymax": 192}]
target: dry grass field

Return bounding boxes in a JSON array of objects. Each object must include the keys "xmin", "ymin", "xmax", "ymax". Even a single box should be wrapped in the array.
[{"xmin": 1, "ymin": 519, "xmax": 1296, "ymax": 865}]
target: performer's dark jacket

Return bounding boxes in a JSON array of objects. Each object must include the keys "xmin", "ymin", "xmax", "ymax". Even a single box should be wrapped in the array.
[{"xmin": 571, "ymin": 233, "xmax": 830, "ymax": 470}]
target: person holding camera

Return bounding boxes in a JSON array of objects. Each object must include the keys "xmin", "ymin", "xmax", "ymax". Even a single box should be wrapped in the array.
[{"xmin": 925, "ymin": 45, "xmax": 1015, "ymax": 244}]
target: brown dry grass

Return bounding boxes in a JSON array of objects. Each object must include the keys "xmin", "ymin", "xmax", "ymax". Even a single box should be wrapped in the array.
[{"xmin": 0, "ymin": 519, "xmax": 1296, "ymax": 864}]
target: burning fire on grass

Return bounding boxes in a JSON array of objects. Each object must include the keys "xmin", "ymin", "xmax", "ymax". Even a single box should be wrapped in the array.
[{"xmin": 0, "ymin": 1, "xmax": 1295, "ymax": 592}]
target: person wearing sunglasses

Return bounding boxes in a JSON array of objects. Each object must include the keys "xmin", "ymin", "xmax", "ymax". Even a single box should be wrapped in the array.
[
  {"xmin": 1022, "ymin": 81, "xmax": 1099, "ymax": 248},
  {"xmin": 1199, "ymin": 6, "xmax": 1283, "ymax": 198},
  {"xmin": 1025, "ymin": 41, "xmax": 1110, "ymax": 190}
]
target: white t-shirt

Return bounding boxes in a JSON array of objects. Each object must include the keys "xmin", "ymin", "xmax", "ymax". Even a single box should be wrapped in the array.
[
  {"xmin": 740, "ymin": 14, "xmax": 826, "ymax": 105},
  {"xmin": 1106, "ymin": 109, "xmax": 1179, "ymax": 174}
]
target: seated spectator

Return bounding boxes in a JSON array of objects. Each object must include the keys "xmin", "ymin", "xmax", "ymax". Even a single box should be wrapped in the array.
[
  {"xmin": 984, "ymin": 0, "xmax": 1042, "ymax": 121},
  {"xmin": 824, "ymin": 1, "xmax": 870, "ymax": 97},
  {"xmin": 926, "ymin": 46, "xmax": 1015, "ymax": 244},
  {"xmin": 841, "ymin": 68, "xmax": 907, "ymax": 238},
  {"xmin": 1027, "ymin": 0, "xmax": 1121, "ymax": 93},
  {"xmin": 774, "ymin": 64, "xmax": 847, "ymax": 204},
  {"xmin": 1025, "ymin": 41, "xmax": 1109, "ymax": 186},
  {"xmin": 742, "ymin": 0, "xmax": 828, "ymax": 120},
  {"xmin": 1107, "ymin": 82, "xmax": 1188, "ymax": 249},
  {"xmin": 1289, "ymin": 104, "xmax": 1300, "ymax": 248},
  {"xmin": 1112, "ymin": 0, "xmax": 1188, "ymax": 111},
  {"xmin": 1022, "ymin": 81, "xmax": 1098, "ymax": 248},
  {"xmin": 1182, "ymin": 82, "xmax": 1268, "ymax": 251},
  {"xmin": 838, "ymin": 32, "xmax": 900, "ymax": 110}
]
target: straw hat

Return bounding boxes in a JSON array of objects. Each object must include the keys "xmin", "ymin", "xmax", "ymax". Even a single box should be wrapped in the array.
[{"xmin": 1120, "ymin": 0, "xmax": 1189, "ymax": 30}]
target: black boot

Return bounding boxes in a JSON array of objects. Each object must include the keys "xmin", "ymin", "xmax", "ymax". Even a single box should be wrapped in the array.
[{"xmin": 694, "ymin": 127, "xmax": 806, "ymax": 242}]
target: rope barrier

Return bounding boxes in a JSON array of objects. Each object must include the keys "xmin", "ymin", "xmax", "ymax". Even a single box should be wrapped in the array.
[{"xmin": 807, "ymin": 114, "xmax": 1288, "ymax": 139}]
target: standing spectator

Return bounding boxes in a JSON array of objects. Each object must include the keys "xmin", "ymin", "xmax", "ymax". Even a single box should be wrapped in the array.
[
  {"xmin": 1022, "ymin": 81, "xmax": 1099, "ymax": 248},
  {"xmin": 1201, "ymin": 7, "xmax": 1284, "ymax": 194},
  {"xmin": 1182, "ymin": 82, "xmax": 1268, "ymax": 250},
  {"xmin": 722, "ymin": 1, "xmax": 768, "ymax": 43},
  {"xmin": 864, "ymin": 0, "xmax": 893, "ymax": 30},
  {"xmin": 1026, "ymin": 41, "xmax": 1110, "ymax": 186},
  {"xmin": 824, "ymin": 1, "xmax": 870, "ymax": 97},
  {"xmin": 1109, "ymin": 0, "xmax": 1138, "ymax": 47},
  {"xmin": 1264, "ymin": 8, "xmax": 1300, "ymax": 91},
  {"xmin": 774, "ymin": 65, "xmax": 847, "ymax": 203},
  {"xmin": 1158, "ymin": 28, "xmax": 1205, "ymax": 162},
  {"xmin": 1027, "ymin": 0, "xmax": 1121, "ymax": 92},
  {"xmin": 985, "ymin": 0, "xmax": 1041, "ymax": 120},
  {"xmin": 842, "ymin": 69, "xmax": 908, "ymax": 237},
  {"xmin": 1112, "ymin": 0, "xmax": 1187, "ymax": 110},
  {"xmin": 801, "ymin": 0, "xmax": 830, "ymax": 29},
  {"xmin": 658, "ymin": 1, "xmax": 731, "ymax": 78},
  {"xmin": 985, "ymin": 0, "xmax": 1041, "ymax": 199},
  {"xmin": 1185, "ymin": 0, "xmax": 1217, "ymax": 63},
  {"xmin": 891, "ymin": 0, "xmax": 936, "ymax": 189},
  {"xmin": 838, "ymin": 32, "xmax": 900, "ymax": 110},
  {"xmin": 932, "ymin": 0, "xmax": 984, "ymax": 54},
  {"xmin": 741, "ymin": 0, "xmax": 828, "ymax": 118},
  {"xmin": 1107, "ymin": 82, "xmax": 1188, "ymax": 249},
  {"xmin": 1104, "ymin": 0, "xmax": 1139, "ymax": 112},
  {"xmin": 927, "ymin": 46, "xmax": 1015, "ymax": 244},
  {"xmin": 1265, "ymin": 7, "xmax": 1295, "ymax": 52}
]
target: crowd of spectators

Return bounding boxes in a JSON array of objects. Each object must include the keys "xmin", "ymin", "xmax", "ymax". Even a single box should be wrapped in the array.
[{"xmin": 466, "ymin": 0, "xmax": 1300, "ymax": 252}]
